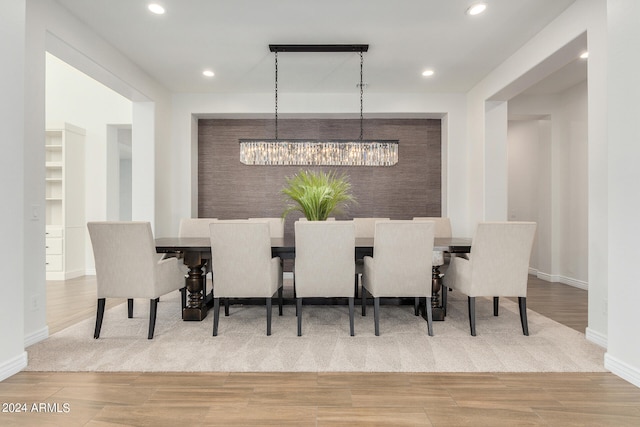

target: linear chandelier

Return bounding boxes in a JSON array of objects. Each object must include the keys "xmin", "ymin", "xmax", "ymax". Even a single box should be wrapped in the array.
[{"xmin": 239, "ymin": 44, "xmax": 399, "ymax": 167}]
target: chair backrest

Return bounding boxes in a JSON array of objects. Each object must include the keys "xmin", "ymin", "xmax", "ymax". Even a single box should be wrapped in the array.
[
  {"xmin": 413, "ymin": 217, "xmax": 452, "ymax": 238},
  {"xmin": 352, "ymin": 217, "xmax": 390, "ymax": 238},
  {"xmin": 178, "ymin": 218, "xmax": 217, "ymax": 237},
  {"xmin": 209, "ymin": 221, "xmax": 274, "ymax": 297},
  {"xmin": 468, "ymin": 221, "xmax": 537, "ymax": 297},
  {"xmin": 371, "ymin": 220, "xmax": 435, "ymax": 296},
  {"xmin": 87, "ymin": 221, "xmax": 157, "ymax": 298},
  {"xmin": 248, "ymin": 217, "xmax": 285, "ymax": 238},
  {"xmin": 294, "ymin": 221, "xmax": 355, "ymax": 298}
]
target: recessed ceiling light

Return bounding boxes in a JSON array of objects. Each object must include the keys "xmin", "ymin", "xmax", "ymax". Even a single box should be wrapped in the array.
[
  {"xmin": 580, "ymin": 51, "xmax": 589, "ymax": 59},
  {"xmin": 422, "ymin": 69, "xmax": 435, "ymax": 77},
  {"xmin": 148, "ymin": 3, "xmax": 165, "ymax": 15},
  {"xmin": 202, "ymin": 70, "xmax": 215, "ymax": 77},
  {"xmin": 466, "ymin": 2, "xmax": 487, "ymax": 16}
]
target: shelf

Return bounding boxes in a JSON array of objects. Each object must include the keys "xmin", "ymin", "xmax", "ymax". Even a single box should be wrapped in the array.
[
  {"xmin": 46, "ymin": 162, "xmax": 63, "ymax": 168},
  {"xmin": 46, "ymin": 178, "xmax": 63, "ymax": 182},
  {"xmin": 46, "ymin": 198, "xmax": 63, "ymax": 201}
]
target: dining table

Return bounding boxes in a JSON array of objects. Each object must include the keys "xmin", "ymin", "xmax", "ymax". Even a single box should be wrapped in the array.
[{"xmin": 155, "ymin": 236, "xmax": 472, "ymax": 321}]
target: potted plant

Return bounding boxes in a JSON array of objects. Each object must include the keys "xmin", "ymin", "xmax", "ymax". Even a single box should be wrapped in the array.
[{"xmin": 281, "ymin": 170, "xmax": 356, "ymax": 221}]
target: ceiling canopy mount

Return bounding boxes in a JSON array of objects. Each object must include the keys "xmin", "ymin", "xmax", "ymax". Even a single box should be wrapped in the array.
[{"xmin": 269, "ymin": 44, "xmax": 369, "ymax": 53}]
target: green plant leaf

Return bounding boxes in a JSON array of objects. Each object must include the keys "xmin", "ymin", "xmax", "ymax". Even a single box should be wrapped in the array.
[{"xmin": 281, "ymin": 170, "xmax": 356, "ymax": 221}]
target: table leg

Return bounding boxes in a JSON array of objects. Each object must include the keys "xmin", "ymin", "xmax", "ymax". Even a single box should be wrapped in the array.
[
  {"xmin": 422, "ymin": 265, "xmax": 445, "ymax": 321},
  {"xmin": 182, "ymin": 252, "xmax": 208, "ymax": 321},
  {"xmin": 432, "ymin": 265, "xmax": 445, "ymax": 321}
]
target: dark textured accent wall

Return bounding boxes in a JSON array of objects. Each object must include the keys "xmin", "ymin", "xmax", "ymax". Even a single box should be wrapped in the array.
[{"xmin": 198, "ymin": 118, "xmax": 441, "ymax": 239}]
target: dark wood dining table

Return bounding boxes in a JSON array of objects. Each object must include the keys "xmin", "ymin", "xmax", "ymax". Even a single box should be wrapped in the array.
[{"xmin": 155, "ymin": 237, "xmax": 472, "ymax": 321}]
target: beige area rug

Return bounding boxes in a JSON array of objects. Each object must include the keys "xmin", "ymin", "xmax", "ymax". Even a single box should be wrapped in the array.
[{"xmin": 25, "ymin": 290, "xmax": 606, "ymax": 372}]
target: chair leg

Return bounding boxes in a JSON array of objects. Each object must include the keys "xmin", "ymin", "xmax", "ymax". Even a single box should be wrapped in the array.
[
  {"xmin": 266, "ymin": 297, "xmax": 272, "ymax": 336},
  {"xmin": 293, "ymin": 273, "xmax": 297, "ymax": 298},
  {"xmin": 224, "ymin": 298, "xmax": 230, "ymax": 316},
  {"xmin": 442, "ymin": 284, "xmax": 448, "ymax": 317},
  {"xmin": 374, "ymin": 297, "xmax": 380, "ymax": 336},
  {"xmin": 128, "ymin": 299, "xmax": 134, "ymax": 318},
  {"xmin": 425, "ymin": 296, "xmax": 434, "ymax": 336},
  {"xmin": 297, "ymin": 298, "xmax": 303, "ymax": 336},
  {"xmin": 519, "ymin": 297, "xmax": 529, "ymax": 336},
  {"xmin": 468, "ymin": 296, "xmax": 476, "ymax": 336},
  {"xmin": 94, "ymin": 298, "xmax": 105, "ymax": 339},
  {"xmin": 361, "ymin": 287, "xmax": 367, "ymax": 316},
  {"xmin": 148, "ymin": 298, "xmax": 158, "ymax": 339},
  {"xmin": 349, "ymin": 296, "xmax": 355, "ymax": 337},
  {"xmin": 354, "ymin": 274, "xmax": 359, "ymax": 298},
  {"xmin": 278, "ymin": 286, "xmax": 283, "ymax": 316},
  {"xmin": 493, "ymin": 297, "xmax": 499, "ymax": 316},
  {"xmin": 414, "ymin": 297, "xmax": 420, "ymax": 316},
  {"xmin": 213, "ymin": 298, "xmax": 220, "ymax": 336}
]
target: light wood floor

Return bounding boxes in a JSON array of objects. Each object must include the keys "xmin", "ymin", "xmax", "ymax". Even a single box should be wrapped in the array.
[{"xmin": 1, "ymin": 276, "xmax": 639, "ymax": 426}]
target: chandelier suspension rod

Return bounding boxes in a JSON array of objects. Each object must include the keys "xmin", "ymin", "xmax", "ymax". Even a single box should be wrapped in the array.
[
  {"xmin": 360, "ymin": 51, "xmax": 364, "ymax": 141},
  {"xmin": 275, "ymin": 51, "xmax": 278, "ymax": 140}
]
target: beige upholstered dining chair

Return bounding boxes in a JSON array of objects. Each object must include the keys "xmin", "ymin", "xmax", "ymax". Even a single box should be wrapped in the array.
[
  {"xmin": 248, "ymin": 217, "xmax": 285, "ymax": 238},
  {"xmin": 361, "ymin": 220, "xmax": 436, "ymax": 336},
  {"xmin": 353, "ymin": 217, "xmax": 391, "ymax": 239},
  {"xmin": 353, "ymin": 218, "xmax": 390, "ymax": 297},
  {"xmin": 178, "ymin": 218, "xmax": 218, "ymax": 237},
  {"xmin": 87, "ymin": 221, "xmax": 185, "ymax": 339},
  {"xmin": 209, "ymin": 221, "xmax": 283, "ymax": 336},
  {"xmin": 413, "ymin": 217, "xmax": 452, "ymax": 268},
  {"xmin": 443, "ymin": 221, "xmax": 536, "ymax": 336},
  {"xmin": 294, "ymin": 221, "xmax": 356, "ymax": 336}
]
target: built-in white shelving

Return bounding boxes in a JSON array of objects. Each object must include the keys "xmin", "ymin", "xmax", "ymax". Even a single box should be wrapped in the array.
[{"xmin": 45, "ymin": 123, "xmax": 85, "ymax": 280}]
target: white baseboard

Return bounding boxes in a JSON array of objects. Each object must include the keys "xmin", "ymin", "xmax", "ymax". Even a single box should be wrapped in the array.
[
  {"xmin": 605, "ymin": 353, "xmax": 640, "ymax": 388},
  {"xmin": 85, "ymin": 269, "xmax": 96, "ymax": 276},
  {"xmin": 46, "ymin": 271, "xmax": 65, "ymax": 280},
  {"xmin": 47, "ymin": 270, "xmax": 88, "ymax": 280},
  {"xmin": 65, "ymin": 269, "xmax": 85, "ymax": 280},
  {"xmin": 24, "ymin": 325, "xmax": 49, "ymax": 347},
  {"xmin": 586, "ymin": 327, "xmax": 608, "ymax": 348},
  {"xmin": 530, "ymin": 269, "xmax": 588, "ymax": 290},
  {"xmin": 0, "ymin": 352, "xmax": 28, "ymax": 382},
  {"xmin": 557, "ymin": 275, "xmax": 588, "ymax": 290}
]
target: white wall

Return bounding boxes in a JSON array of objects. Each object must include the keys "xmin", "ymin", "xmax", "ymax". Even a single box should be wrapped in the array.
[
  {"xmin": 508, "ymin": 81, "xmax": 588, "ymax": 289},
  {"xmin": 45, "ymin": 53, "xmax": 133, "ymax": 271},
  {"xmin": 558, "ymin": 83, "xmax": 589, "ymax": 286},
  {"xmin": 23, "ymin": 0, "xmax": 49, "ymax": 348},
  {"xmin": 170, "ymin": 92, "xmax": 470, "ymax": 236},
  {"xmin": 119, "ymin": 159, "xmax": 133, "ymax": 220},
  {"xmin": 507, "ymin": 119, "xmax": 544, "ymax": 269},
  {"xmin": 485, "ymin": 101, "xmax": 509, "ymax": 221},
  {"xmin": 0, "ymin": 0, "xmax": 28, "ymax": 381},
  {"xmin": 605, "ymin": 0, "xmax": 640, "ymax": 388}
]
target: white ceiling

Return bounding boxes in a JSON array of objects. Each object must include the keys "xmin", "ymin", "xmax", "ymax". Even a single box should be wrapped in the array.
[{"xmin": 55, "ymin": 0, "xmax": 582, "ymax": 95}]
